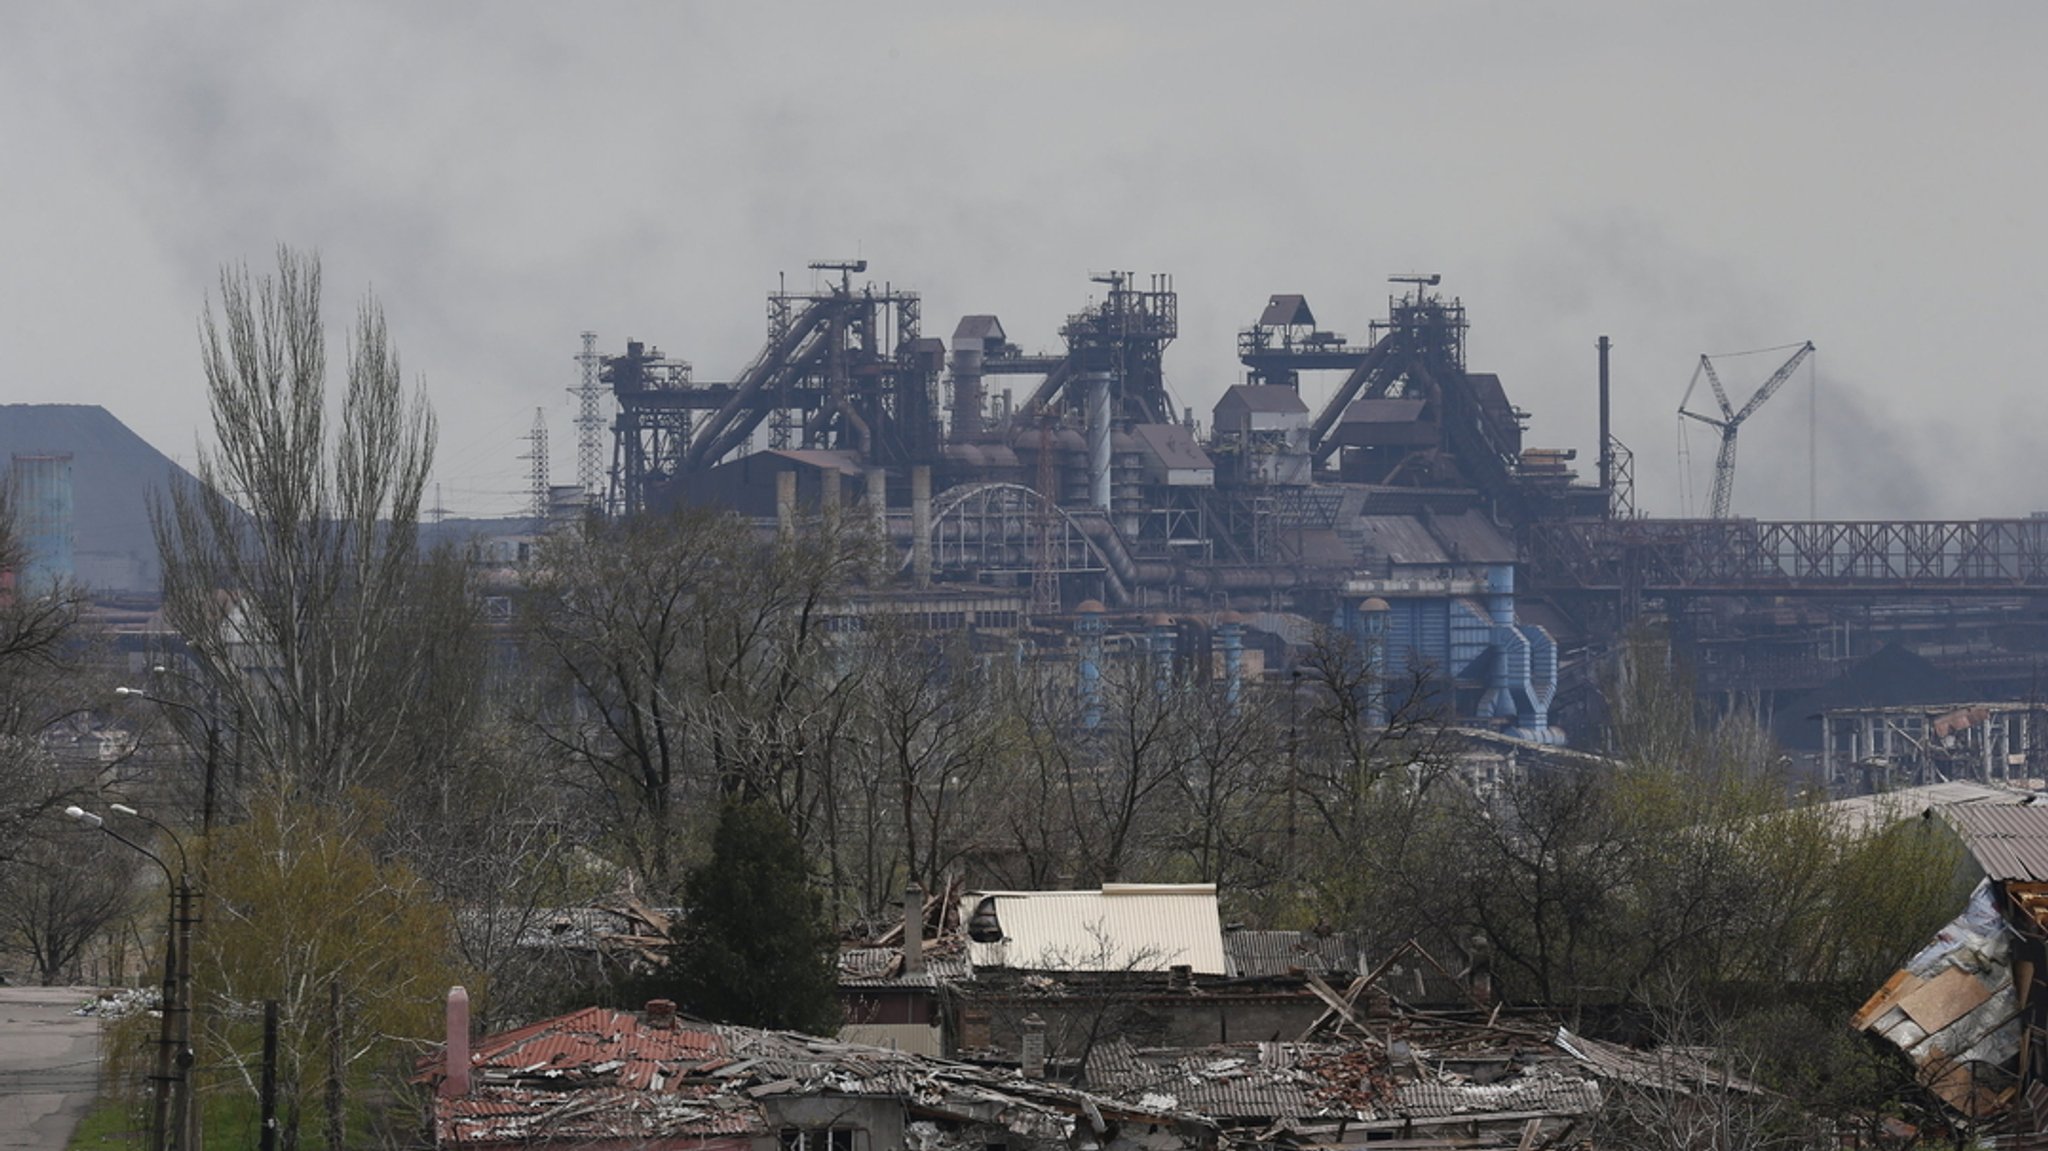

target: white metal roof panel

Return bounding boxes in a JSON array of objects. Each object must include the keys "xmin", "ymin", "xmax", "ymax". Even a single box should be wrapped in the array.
[{"xmin": 961, "ymin": 884, "xmax": 1228, "ymax": 974}]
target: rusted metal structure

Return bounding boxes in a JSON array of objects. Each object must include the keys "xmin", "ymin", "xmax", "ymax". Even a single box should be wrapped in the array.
[
  {"xmin": 580, "ymin": 260, "xmax": 2048, "ymax": 745},
  {"xmin": 607, "ymin": 261, "xmax": 939, "ymax": 516}
]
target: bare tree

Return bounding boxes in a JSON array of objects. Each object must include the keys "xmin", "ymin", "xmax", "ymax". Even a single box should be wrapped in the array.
[
  {"xmin": 0, "ymin": 822, "xmax": 137, "ymax": 984},
  {"xmin": 853, "ymin": 621, "xmax": 1002, "ymax": 901},
  {"xmin": 0, "ymin": 483, "xmax": 100, "ymax": 849},
  {"xmin": 153, "ymin": 247, "xmax": 467, "ymax": 803},
  {"xmin": 685, "ymin": 509, "xmax": 874, "ymax": 831},
  {"xmin": 384, "ymin": 717, "xmax": 583, "ymax": 1027},
  {"xmin": 523, "ymin": 506, "xmax": 728, "ymax": 894},
  {"xmin": 1162, "ymin": 678, "xmax": 1283, "ymax": 891},
  {"xmin": 524, "ymin": 505, "xmax": 873, "ymax": 897},
  {"xmin": 1069, "ymin": 655, "xmax": 1204, "ymax": 885},
  {"xmin": 978, "ymin": 659, "xmax": 1086, "ymax": 890}
]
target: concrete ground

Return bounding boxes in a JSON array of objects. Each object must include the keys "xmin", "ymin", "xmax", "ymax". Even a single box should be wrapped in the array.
[{"xmin": 0, "ymin": 985, "xmax": 102, "ymax": 1149}]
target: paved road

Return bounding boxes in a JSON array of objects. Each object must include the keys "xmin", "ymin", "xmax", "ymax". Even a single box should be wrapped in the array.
[{"xmin": 0, "ymin": 986, "xmax": 101, "ymax": 1149}]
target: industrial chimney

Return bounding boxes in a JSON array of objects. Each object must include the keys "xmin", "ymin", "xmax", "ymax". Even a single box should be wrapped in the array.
[
  {"xmin": 441, "ymin": 986, "xmax": 470, "ymax": 1098},
  {"xmin": 902, "ymin": 882, "xmax": 924, "ymax": 976}
]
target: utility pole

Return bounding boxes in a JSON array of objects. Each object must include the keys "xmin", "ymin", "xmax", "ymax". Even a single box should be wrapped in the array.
[
  {"xmin": 326, "ymin": 982, "xmax": 344, "ymax": 1150},
  {"xmin": 67, "ymin": 806, "xmax": 191, "ymax": 1151},
  {"xmin": 170, "ymin": 879, "xmax": 196, "ymax": 1151},
  {"xmin": 259, "ymin": 1000, "xmax": 279, "ymax": 1151}
]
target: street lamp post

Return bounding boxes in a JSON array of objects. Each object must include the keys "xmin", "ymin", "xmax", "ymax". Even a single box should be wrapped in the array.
[
  {"xmin": 115, "ymin": 671, "xmax": 226, "ymax": 1151},
  {"xmin": 114, "ymin": 680, "xmax": 222, "ymax": 838},
  {"xmin": 67, "ymin": 805, "xmax": 193, "ymax": 1151}
]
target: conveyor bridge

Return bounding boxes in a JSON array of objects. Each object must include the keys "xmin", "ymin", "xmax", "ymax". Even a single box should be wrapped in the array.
[{"xmin": 1525, "ymin": 518, "xmax": 2048, "ymax": 596}]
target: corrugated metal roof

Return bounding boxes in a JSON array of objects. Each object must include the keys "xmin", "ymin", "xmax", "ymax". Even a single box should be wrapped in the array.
[
  {"xmin": 836, "ymin": 946, "xmax": 971, "ymax": 988},
  {"xmin": 1353, "ymin": 516, "xmax": 1452, "ymax": 566},
  {"xmin": 961, "ymin": 884, "xmax": 1229, "ymax": 974},
  {"xmin": 1221, "ymin": 930, "xmax": 1361, "ymax": 979},
  {"xmin": 1086, "ymin": 1037, "xmax": 1603, "ymax": 1127},
  {"xmin": 1391, "ymin": 1074, "xmax": 1601, "ymax": 1120},
  {"xmin": 1943, "ymin": 805, "xmax": 2048, "ymax": 881},
  {"xmin": 1424, "ymin": 510, "xmax": 1517, "ymax": 564},
  {"xmin": 1815, "ymin": 782, "xmax": 2034, "ymax": 838}
]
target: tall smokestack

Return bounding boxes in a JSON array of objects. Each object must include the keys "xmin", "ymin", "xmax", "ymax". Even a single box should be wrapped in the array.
[
  {"xmin": 1597, "ymin": 336, "xmax": 1612, "ymax": 506},
  {"xmin": 441, "ymin": 986, "xmax": 470, "ymax": 1098},
  {"xmin": 902, "ymin": 882, "xmax": 924, "ymax": 975},
  {"xmin": 1085, "ymin": 372, "xmax": 1112, "ymax": 511}
]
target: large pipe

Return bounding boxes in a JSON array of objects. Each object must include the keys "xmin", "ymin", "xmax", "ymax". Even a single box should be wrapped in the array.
[
  {"xmin": 911, "ymin": 465, "xmax": 932, "ymax": 588},
  {"xmin": 1218, "ymin": 617, "xmax": 1245, "ymax": 709},
  {"xmin": 1358, "ymin": 598, "xmax": 1390, "ymax": 726},
  {"xmin": 1308, "ymin": 333, "xmax": 1403, "ymax": 457},
  {"xmin": 1076, "ymin": 602, "xmax": 1105, "ymax": 728},
  {"xmin": 1085, "ymin": 371, "xmax": 1112, "ymax": 510},
  {"xmin": 687, "ymin": 300, "xmax": 830, "ymax": 470},
  {"xmin": 837, "ymin": 399, "xmax": 872, "ymax": 457},
  {"xmin": 1149, "ymin": 615, "xmax": 1176, "ymax": 695},
  {"xmin": 1597, "ymin": 335, "xmax": 1612, "ymax": 503}
]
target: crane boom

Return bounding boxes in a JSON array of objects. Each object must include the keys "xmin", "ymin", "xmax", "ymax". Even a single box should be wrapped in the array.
[
  {"xmin": 1679, "ymin": 341, "xmax": 1816, "ymax": 518},
  {"xmin": 1729, "ymin": 341, "xmax": 1814, "ymax": 427}
]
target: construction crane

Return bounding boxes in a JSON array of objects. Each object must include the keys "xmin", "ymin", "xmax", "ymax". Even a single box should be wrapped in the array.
[{"xmin": 1678, "ymin": 340, "xmax": 1815, "ymax": 518}]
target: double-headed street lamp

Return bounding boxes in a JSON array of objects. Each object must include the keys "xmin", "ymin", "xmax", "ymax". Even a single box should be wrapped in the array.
[
  {"xmin": 68, "ymin": 804, "xmax": 196, "ymax": 1151},
  {"xmin": 115, "ymin": 674, "xmax": 224, "ymax": 839}
]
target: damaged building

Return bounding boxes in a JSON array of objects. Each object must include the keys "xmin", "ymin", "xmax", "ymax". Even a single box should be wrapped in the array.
[
  {"xmin": 1855, "ymin": 803, "xmax": 2048, "ymax": 1131},
  {"xmin": 836, "ymin": 882, "xmax": 1498, "ymax": 1074},
  {"xmin": 423, "ymin": 992, "xmax": 1216, "ymax": 1151}
]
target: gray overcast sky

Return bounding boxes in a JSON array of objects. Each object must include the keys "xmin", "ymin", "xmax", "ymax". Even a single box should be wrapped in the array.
[{"xmin": 3, "ymin": 3, "xmax": 2041, "ymax": 519}]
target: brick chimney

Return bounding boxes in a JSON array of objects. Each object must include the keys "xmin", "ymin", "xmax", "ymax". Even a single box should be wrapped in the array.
[
  {"xmin": 644, "ymin": 999, "xmax": 678, "ymax": 1030},
  {"xmin": 1467, "ymin": 934, "xmax": 1494, "ymax": 1007},
  {"xmin": 1020, "ymin": 1013, "xmax": 1047, "ymax": 1079},
  {"xmin": 903, "ymin": 882, "xmax": 924, "ymax": 976},
  {"xmin": 440, "ymin": 986, "xmax": 470, "ymax": 1098}
]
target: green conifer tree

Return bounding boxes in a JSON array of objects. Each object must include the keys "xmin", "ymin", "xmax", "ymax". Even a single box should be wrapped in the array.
[{"xmin": 665, "ymin": 800, "xmax": 843, "ymax": 1034}]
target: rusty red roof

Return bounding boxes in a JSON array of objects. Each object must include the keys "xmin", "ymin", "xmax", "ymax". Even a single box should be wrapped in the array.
[
  {"xmin": 429, "ymin": 1005, "xmax": 1213, "ymax": 1148},
  {"xmin": 468, "ymin": 1007, "xmax": 723, "ymax": 1090}
]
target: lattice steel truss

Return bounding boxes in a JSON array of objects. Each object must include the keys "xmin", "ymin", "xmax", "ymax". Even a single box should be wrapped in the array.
[{"xmin": 1525, "ymin": 518, "xmax": 2048, "ymax": 595}]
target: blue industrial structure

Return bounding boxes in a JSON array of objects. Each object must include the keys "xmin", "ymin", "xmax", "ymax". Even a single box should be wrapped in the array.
[
  {"xmin": 1337, "ymin": 563, "xmax": 1560, "ymax": 744},
  {"xmin": 8, "ymin": 452, "xmax": 75, "ymax": 590}
]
